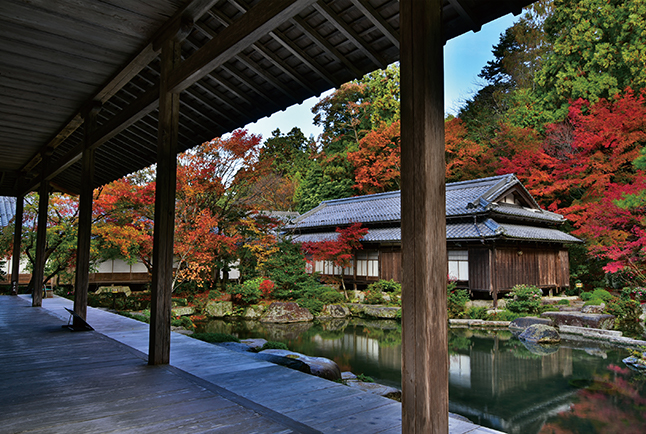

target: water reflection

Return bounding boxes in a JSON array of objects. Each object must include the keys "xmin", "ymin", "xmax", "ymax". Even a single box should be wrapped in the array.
[{"xmin": 196, "ymin": 319, "xmax": 646, "ymax": 433}]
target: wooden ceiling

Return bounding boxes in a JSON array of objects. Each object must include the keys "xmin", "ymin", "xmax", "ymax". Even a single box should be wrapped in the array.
[{"xmin": 0, "ymin": 0, "xmax": 534, "ymax": 197}]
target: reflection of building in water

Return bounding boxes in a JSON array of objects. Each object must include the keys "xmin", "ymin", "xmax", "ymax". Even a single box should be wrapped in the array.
[
  {"xmin": 311, "ymin": 328, "xmax": 402, "ymax": 378},
  {"xmin": 449, "ymin": 354, "xmax": 471, "ymax": 388},
  {"xmin": 449, "ymin": 335, "xmax": 575, "ymax": 434}
]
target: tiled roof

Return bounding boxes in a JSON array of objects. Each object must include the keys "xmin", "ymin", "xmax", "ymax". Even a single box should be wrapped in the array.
[
  {"xmin": 0, "ymin": 196, "xmax": 16, "ymax": 227},
  {"xmin": 291, "ymin": 174, "xmax": 565, "ymax": 230},
  {"xmin": 292, "ymin": 219, "xmax": 580, "ymax": 244}
]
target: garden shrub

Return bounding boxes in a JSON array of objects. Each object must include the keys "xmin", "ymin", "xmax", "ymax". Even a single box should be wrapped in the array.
[
  {"xmin": 317, "ymin": 287, "xmax": 344, "ymax": 304},
  {"xmin": 259, "ymin": 279, "xmax": 274, "ymax": 298},
  {"xmin": 367, "ymin": 279, "xmax": 401, "ymax": 294},
  {"xmin": 627, "ymin": 287, "xmax": 646, "ymax": 303},
  {"xmin": 192, "ymin": 332, "xmax": 240, "ymax": 343},
  {"xmin": 583, "ymin": 298, "xmax": 604, "ymax": 306},
  {"xmin": 296, "ymin": 297, "xmax": 325, "ymax": 315},
  {"xmin": 264, "ymin": 241, "xmax": 321, "ymax": 300},
  {"xmin": 506, "ymin": 284, "xmax": 542, "ymax": 314},
  {"xmin": 171, "ymin": 316, "xmax": 194, "ymax": 330},
  {"xmin": 365, "ymin": 287, "xmax": 385, "ymax": 305},
  {"xmin": 580, "ymin": 291, "xmax": 593, "ymax": 301},
  {"xmin": 465, "ymin": 306, "xmax": 489, "ymax": 320},
  {"xmin": 208, "ymin": 290, "xmax": 219, "ymax": 300},
  {"xmin": 605, "ymin": 293, "xmax": 643, "ymax": 338},
  {"xmin": 227, "ymin": 277, "xmax": 263, "ymax": 305},
  {"xmin": 557, "ymin": 299, "xmax": 570, "ymax": 306},
  {"xmin": 261, "ymin": 341, "xmax": 288, "ymax": 351},
  {"xmin": 592, "ymin": 288, "xmax": 613, "ymax": 302},
  {"xmin": 447, "ymin": 282, "xmax": 469, "ymax": 319},
  {"xmin": 487, "ymin": 310, "xmax": 523, "ymax": 321}
]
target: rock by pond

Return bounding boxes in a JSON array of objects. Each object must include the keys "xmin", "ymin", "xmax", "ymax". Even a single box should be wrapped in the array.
[
  {"xmin": 260, "ymin": 349, "xmax": 341, "ymax": 381},
  {"xmin": 581, "ymin": 303, "xmax": 606, "ymax": 314},
  {"xmin": 317, "ymin": 304, "xmax": 350, "ymax": 319},
  {"xmin": 345, "ymin": 379, "xmax": 401, "ymax": 401},
  {"xmin": 541, "ymin": 311, "xmax": 615, "ymax": 330},
  {"xmin": 242, "ymin": 304, "xmax": 265, "ymax": 319},
  {"xmin": 623, "ymin": 353, "xmax": 646, "ymax": 371},
  {"xmin": 518, "ymin": 324, "xmax": 561, "ymax": 344},
  {"xmin": 509, "ymin": 317, "xmax": 553, "ymax": 335},
  {"xmin": 260, "ymin": 302, "xmax": 313, "ymax": 323},
  {"xmin": 204, "ymin": 300, "xmax": 232, "ymax": 318},
  {"xmin": 348, "ymin": 303, "xmax": 400, "ymax": 319}
]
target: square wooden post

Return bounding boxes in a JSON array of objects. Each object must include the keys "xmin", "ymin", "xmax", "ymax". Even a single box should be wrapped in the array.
[
  {"xmin": 32, "ymin": 161, "xmax": 51, "ymax": 307},
  {"xmin": 149, "ymin": 37, "xmax": 181, "ymax": 365},
  {"xmin": 73, "ymin": 102, "xmax": 100, "ymax": 323},
  {"xmin": 400, "ymin": 0, "xmax": 448, "ymax": 432},
  {"xmin": 11, "ymin": 195, "xmax": 24, "ymax": 295}
]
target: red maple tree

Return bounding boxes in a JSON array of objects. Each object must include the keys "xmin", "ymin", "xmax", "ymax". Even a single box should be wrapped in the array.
[{"xmin": 302, "ymin": 222, "xmax": 368, "ymax": 299}]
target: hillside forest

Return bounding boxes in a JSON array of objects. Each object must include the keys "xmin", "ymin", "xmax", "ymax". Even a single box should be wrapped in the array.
[{"xmin": 2, "ymin": 0, "xmax": 645, "ymax": 292}]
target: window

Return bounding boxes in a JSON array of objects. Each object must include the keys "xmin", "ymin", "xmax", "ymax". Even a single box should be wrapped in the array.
[
  {"xmin": 448, "ymin": 250, "xmax": 469, "ymax": 281},
  {"xmin": 356, "ymin": 251, "xmax": 379, "ymax": 278}
]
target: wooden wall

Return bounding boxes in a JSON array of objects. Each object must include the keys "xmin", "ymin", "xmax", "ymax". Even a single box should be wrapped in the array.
[
  {"xmin": 468, "ymin": 248, "xmax": 492, "ymax": 292},
  {"xmin": 489, "ymin": 246, "xmax": 569, "ymax": 292},
  {"xmin": 380, "ymin": 248, "xmax": 402, "ymax": 282}
]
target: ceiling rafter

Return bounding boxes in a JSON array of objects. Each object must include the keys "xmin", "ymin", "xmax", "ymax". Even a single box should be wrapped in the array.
[
  {"xmin": 225, "ymin": 0, "xmax": 338, "ymax": 88},
  {"xmin": 168, "ymin": 0, "xmax": 319, "ymax": 93},
  {"xmin": 350, "ymin": 0, "xmax": 399, "ymax": 48},
  {"xmin": 291, "ymin": 15, "xmax": 363, "ymax": 78},
  {"xmin": 193, "ymin": 20, "xmax": 301, "ymax": 101},
  {"xmin": 311, "ymin": 1, "xmax": 386, "ymax": 70},
  {"xmin": 269, "ymin": 27, "xmax": 340, "ymax": 88}
]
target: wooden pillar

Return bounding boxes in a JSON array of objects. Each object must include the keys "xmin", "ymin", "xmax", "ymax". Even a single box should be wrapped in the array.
[
  {"xmin": 149, "ymin": 36, "xmax": 181, "ymax": 365},
  {"xmin": 400, "ymin": 1, "xmax": 448, "ymax": 433},
  {"xmin": 11, "ymin": 195, "xmax": 24, "ymax": 295},
  {"xmin": 32, "ymin": 158, "xmax": 51, "ymax": 307},
  {"xmin": 73, "ymin": 103, "xmax": 100, "ymax": 323}
]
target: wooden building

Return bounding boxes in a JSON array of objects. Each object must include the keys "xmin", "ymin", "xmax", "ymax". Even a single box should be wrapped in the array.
[
  {"xmin": 0, "ymin": 1, "xmax": 537, "ymax": 431},
  {"xmin": 289, "ymin": 174, "xmax": 581, "ymax": 296}
]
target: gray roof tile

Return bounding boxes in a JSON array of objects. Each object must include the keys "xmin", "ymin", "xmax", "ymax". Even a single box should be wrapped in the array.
[
  {"xmin": 0, "ymin": 196, "xmax": 16, "ymax": 227},
  {"xmin": 292, "ymin": 219, "xmax": 580, "ymax": 244},
  {"xmin": 291, "ymin": 174, "xmax": 565, "ymax": 230}
]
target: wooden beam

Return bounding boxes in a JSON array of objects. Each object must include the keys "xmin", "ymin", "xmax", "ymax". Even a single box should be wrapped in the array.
[
  {"xmin": 73, "ymin": 102, "xmax": 100, "ymax": 324},
  {"xmin": 447, "ymin": 0, "xmax": 480, "ymax": 32},
  {"xmin": 11, "ymin": 195, "xmax": 23, "ymax": 296},
  {"xmin": 149, "ymin": 36, "xmax": 182, "ymax": 366},
  {"xmin": 400, "ymin": 0, "xmax": 448, "ymax": 433},
  {"xmin": 312, "ymin": 1, "xmax": 387, "ymax": 69},
  {"xmin": 169, "ymin": 0, "xmax": 318, "ymax": 93},
  {"xmin": 350, "ymin": 0, "xmax": 400, "ymax": 48},
  {"xmin": 32, "ymin": 156, "xmax": 51, "ymax": 307}
]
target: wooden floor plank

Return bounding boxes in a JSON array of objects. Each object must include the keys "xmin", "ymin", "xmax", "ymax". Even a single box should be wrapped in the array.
[{"xmin": 3, "ymin": 295, "xmax": 501, "ymax": 434}]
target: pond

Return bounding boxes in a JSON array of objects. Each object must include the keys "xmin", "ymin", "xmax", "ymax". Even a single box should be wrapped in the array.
[{"xmin": 196, "ymin": 319, "xmax": 646, "ymax": 433}]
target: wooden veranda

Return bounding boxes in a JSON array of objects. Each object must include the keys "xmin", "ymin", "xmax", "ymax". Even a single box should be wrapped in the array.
[{"xmin": 0, "ymin": 1, "xmax": 534, "ymax": 432}]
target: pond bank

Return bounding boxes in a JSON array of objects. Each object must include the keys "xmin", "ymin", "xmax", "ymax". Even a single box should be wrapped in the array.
[{"xmin": 449, "ymin": 318, "xmax": 646, "ymax": 349}]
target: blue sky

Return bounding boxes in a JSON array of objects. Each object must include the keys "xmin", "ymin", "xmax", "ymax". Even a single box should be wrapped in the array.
[{"xmin": 244, "ymin": 13, "xmax": 518, "ymax": 142}]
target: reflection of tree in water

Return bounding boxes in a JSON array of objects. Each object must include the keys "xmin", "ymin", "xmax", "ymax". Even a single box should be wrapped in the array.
[
  {"xmin": 540, "ymin": 364, "xmax": 646, "ymax": 434},
  {"xmin": 361, "ymin": 325, "xmax": 402, "ymax": 347}
]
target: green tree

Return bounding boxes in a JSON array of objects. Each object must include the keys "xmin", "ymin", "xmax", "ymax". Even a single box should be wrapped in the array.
[{"xmin": 536, "ymin": 0, "xmax": 646, "ymax": 116}]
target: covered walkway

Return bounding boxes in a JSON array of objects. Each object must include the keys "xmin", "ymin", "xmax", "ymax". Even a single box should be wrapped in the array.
[{"xmin": 0, "ymin": 295, "xmax": 499, "ymax": 433}]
